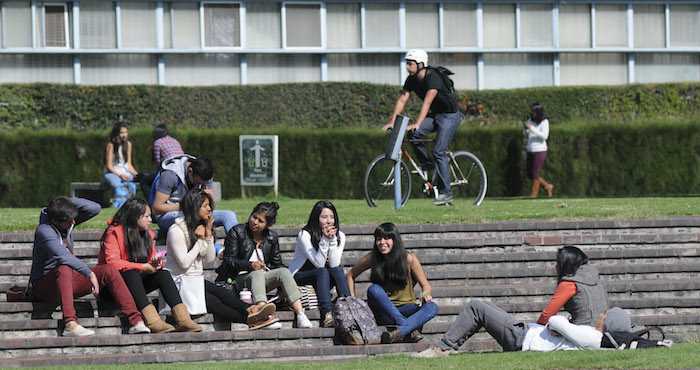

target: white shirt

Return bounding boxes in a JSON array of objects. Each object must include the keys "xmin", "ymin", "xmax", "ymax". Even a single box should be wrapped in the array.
[
  {"xmin": 526, "ymin": 118, "xmax": 549, "ymax": 153},
  {"xmin": 522, "ymin": 316, "xmax": 603, "ymax": 352},
  {"xmin": 288, "ymin": 229, "xmax": 346, "ymax": 275},
  {"xmin": 165, "ymin": 218, "xmax": 216, "ymax": 277}
]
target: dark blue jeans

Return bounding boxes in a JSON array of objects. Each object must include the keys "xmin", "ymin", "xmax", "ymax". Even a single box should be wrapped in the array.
[
  {"xmin": 294, "ymin": 266, "xmax": 350, "ymax": 316},
  {"xmin": 366, "ymin": 283, "xmax": 439, "ymax": 337},
  {"xmin": 409, "ymin": 111, "xmax": 464, "ymax": 195}
]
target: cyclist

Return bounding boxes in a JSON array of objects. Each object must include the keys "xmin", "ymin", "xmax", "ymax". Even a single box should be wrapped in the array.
[{"xmin": 383, "ymin": 49, "xmax": 464, "ymax": 205}]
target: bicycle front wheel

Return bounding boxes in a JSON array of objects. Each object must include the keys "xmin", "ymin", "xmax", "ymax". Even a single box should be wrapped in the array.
[
  {"xmin": 449, "ymin": 151, "xmax": 487, "ymax": 206},
  {"xmin": 364, "ymin": 154, "xmax": 412, "ymax": 208}
]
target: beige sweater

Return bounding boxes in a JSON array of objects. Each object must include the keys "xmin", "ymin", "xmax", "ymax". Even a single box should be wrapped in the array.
[{"xmin": 165, "ymin": 218, "xmax": 216, "ymax": 277}]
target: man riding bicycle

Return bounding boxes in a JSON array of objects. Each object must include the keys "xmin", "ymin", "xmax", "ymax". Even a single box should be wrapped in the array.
[{"xmin": 383, "ymin": 49, "xmax": 464, "ymax": 206}]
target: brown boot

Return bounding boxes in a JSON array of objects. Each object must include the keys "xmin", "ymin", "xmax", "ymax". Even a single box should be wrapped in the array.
[
  {"xmin": 141, "ymin": 304, "xmax": 175, "ymax": 334},
  {"xmin": 171, "ymin": 304, "xmax": 202, "ymax": 332},
  {"xmin": 543, "ymin": 182, "xmax": 555, "ymax": 197},
  {"xmin": 530, "ymin": 179, "xmax": 541, "ymax": 198}
]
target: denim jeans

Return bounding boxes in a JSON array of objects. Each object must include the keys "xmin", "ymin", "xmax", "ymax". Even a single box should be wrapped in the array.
[
  {"xmin": 103, "ymin": 172, "xmax": 137, "ymax": 208},
  {"xmin": 409, "ymin": 111, "xmax": 464, "ymax": 195},
  {"xmin": 366, "ymin": 283, "xmax": 438, "ymax": 337},
  {"xmin": 294, "ymin": 266, "xmax": 351, "ymax": 316},
  {"xmin": 157, "ymin": 209, "xmax": 238, "ymax": 234}
]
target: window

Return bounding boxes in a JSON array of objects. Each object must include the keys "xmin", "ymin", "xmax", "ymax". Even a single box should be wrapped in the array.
[
  {"xmin": 248, "ymin": 54, "xmax": 321, "ymax": 84},
  {"xmin": 81, "ymin": 54, "xmax": 157, "ymax": 85},
  {"xmin": 560, "ymin": 53, "xmax": 627, "ymax": 86},
  {"xmin": 443, "ymin": 3, "xmax": 477, "ymax": 47},
  {"xmin": 595, "ymin": 5, "xmax": 627, "ymax": 47},
  {"xmin": 636, "ymin": 54, "xmax": 700, "ymax": 83},
  {"xmin": 284, "ymin": 3, "xmax": 322, "ymax": 48},
  {"xmin": 169, "ymin": 2, "xmax": 200, "ymax": 48},
  {"xmin": 327, "ymin": 3, "xmax": 360, "ymax": 49},
  {"xmin": 670, "ymin": 5, "xmax": 700, "ymax": 47},
  {"xmin": 559, "ymin": 4, "xmax": 591, "ymax": 48},
  {"xmin": 121, "ymin": 1, "xmax": 157, "ymax": 48},
  {"xmin": 42, "ymin": 4, "xmax": 70, "ymax": 48},
  {"xmin": 327, "ymin": 54, "xmax": 399, "ymax": 85},
  {"xmin": 204, "ymin": 3, "xmax": 241, "ymax": 48},
  {"xmin": 484, "ymin": 54, "xmax": 553, "ymax": 89},
  {"xmin": 406, "ymin": 3, "xmax": 438, "ymax": 48},
  {"xmin": 80, "ymin": 0, "xmax": 116, "ymax": 49},
  {"xmin": 634, "ymin": 5, "xmax": 665, "ymax": 48},
  {"xmin": 429, "ymin": 53, "xmax": 477, "ymax": 90},
  {"xmin": 365, "ymin": 3, "xmax": 399, "ymax": 48},
  {"xmin": 0, "ymin": 54, "xmax": 72, "ymax": 82},
  {"xmin": 521, "ymin": 4, "xmax": 552, "ymax": 47},
  {"xmin": 166, "ymin": 54, "xmax": 240, "ymax": 85},
  {"xmin": 247, "ymin": 2, "xmax": 281, "ymax": 48},
  {"xmin": 483, "ymin": 4, "xmax": 515, "ymax": 48}
]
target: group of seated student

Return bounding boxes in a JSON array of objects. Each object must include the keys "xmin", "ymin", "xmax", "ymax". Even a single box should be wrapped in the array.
[{"xmin": 29, "ymin": 192, "xmax": 669, "ymax": 353}]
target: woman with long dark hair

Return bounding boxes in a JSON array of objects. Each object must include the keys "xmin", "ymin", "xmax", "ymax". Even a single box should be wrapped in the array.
[
  {"xmin": 104, "ymin": 121, "xmax": 139, "ymax": 208},
  {"xmin": 347, "ymin": 223, "xmax": 438, "ymax": 344},
  {"xmin": 418, "ymin": 246, "xmax": 609, "ymax": 356},
  {"xmin": 524, "ymin": 102, "xmax": 554, "ymax": 198},
  {"xmin": 289, "ymin": 200, "xmax": 351, "ymax": 327},
  {"xmin": 216, "ymin": 202, "xmax": 312, "ymax": 329},
  {"xmin": 98, "ymin": 198, "xmax": 201, "ymax": 333},
  {"xmin": 166, "ymin": 189, "xmax": 278, "ymax": 329}
]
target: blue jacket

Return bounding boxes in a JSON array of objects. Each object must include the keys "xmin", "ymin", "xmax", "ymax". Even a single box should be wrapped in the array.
[{"xmin": 29, "ymin": 198, "xmax": 101, "ymax": 284}]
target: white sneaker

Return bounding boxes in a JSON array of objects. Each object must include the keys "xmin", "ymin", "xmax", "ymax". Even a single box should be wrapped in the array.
[
  {"xmin": 128, "ymin": 321, "xmax": 151, "ymax": 334},
  {"xmin": 295, "ymin": 313, "xmax": 313, "ymax": 328},
  {"xmin": 262, "ymin": 321, "xmax": 282, "ymax": 330},
  {"xmin": 412, "ymin": 346, "xmax": 453, "ymax": 358},
  {"xmin": 62, "ymin": 322, "xmax": 95, "ymax": 337}
]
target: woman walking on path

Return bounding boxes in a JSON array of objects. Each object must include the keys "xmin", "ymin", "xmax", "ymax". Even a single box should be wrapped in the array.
[{"xmin": 524, "ymin": 103, "xmax": 554, "ymax": 198}]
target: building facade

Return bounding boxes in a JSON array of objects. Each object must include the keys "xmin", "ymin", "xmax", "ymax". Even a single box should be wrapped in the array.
[{"xmin": 0, "ymin": 0, "xmax": 698, "ymax": 89}]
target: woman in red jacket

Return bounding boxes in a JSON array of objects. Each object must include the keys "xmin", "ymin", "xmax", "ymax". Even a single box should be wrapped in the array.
[{"xmin": 99, "ymin": 198, "xmax": 201, "ymax": 333}]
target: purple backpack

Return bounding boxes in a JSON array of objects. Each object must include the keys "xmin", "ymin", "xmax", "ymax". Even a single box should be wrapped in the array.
[{"xmin": 333, "ymin": 297, "xmax": 382, "ymax": 345}]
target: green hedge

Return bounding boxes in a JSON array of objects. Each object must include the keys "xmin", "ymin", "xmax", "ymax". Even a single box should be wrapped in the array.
[
  {"xmin": 1, "ymin": 83, "xmax": 700, "ymax": 130},
  {"xmin": 2, "ymin": 122, "xmax": 700, "ymax": 207}
]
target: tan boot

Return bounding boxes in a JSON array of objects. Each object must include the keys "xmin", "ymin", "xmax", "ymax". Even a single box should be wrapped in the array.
[
  {"xmin": 171, "ymin": 304, "xmax": 202, "ymax": 332},
  {"xmin": 530, "ymin": 179, "xmax": 541, "ymax": 198},
  {"xmin": 141, "ymin": 304, "xmax": 175, "ymax": 334}
]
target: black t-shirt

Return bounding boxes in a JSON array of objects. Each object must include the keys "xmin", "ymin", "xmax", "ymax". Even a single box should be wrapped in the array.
[{"xmin": 402, "ymin": 69, "xmax": 459, "ymax": 114}]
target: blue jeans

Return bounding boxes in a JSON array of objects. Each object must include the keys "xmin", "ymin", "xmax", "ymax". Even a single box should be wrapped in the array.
[
  {"xmin": 366, "ymin": 283, "xmax": 439, "ymax": 337},
  {"xmin": 294, "ymin": 266, "xmax": 351, "ymax": 316},
  {"xmin": 103, "ymin": 172, "xmax": 137, "ymax": 208},
  {"xmin": 409, "ymin": 111, "xmax": 464, "ymax": 195},
  {"xmin": 157, "ymin": 210, "xmax": 238, "ymax": 234}
]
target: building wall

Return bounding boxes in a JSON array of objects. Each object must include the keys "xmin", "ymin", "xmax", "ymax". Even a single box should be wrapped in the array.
[{"xmin": 0, "ymin": 0, "xmax": 698, "ymax": 89}]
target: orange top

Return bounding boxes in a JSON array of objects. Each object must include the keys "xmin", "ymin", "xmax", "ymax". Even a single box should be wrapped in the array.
[
  {"xmin": 98, "ymin": 224, "xmax": 156, "ymax": 272},
  {"xmin": 536, "ymin": 281, "xmax": 577, "ymax": 325}
]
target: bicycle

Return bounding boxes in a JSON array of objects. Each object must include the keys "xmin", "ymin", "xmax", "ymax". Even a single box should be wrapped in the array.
[{"xmin": 363, "ymin": 129, "xmax": 487, "ymax": 208}]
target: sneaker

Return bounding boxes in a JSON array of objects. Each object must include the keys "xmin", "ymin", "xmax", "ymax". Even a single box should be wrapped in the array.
[
  {"xmin": 62, "ymin": 322, "xmax": 95, "ymax": 337},
  {"xmin": 128, "ymin": 321, "xmax": 151, "ymax": 334},
  {"xmin": 246, "ymin": 302, "xmax": 276, "ymax": 327},
  {"xmin": 295, "ymin": 312, "xmax": 313, "ymax": 328},
  {"xmin": 412, "ymin": 346, "xmax": 452, "ymax": 358},
  {"xmin": 380, "ymin": 328, "xmax": 403, "ymax": 344},
  {"xmin": 658, "ymin": 339, "xmax": 674, "ymax": 348},
  {"xmin": 321, "ymin": 312, "xmax": 335, "ymax": 328},
  {"xmin": 432, "ymin": 193, "xmax": 454, "ymax": 206},
  {"xmin": 262, "ymin": 321, "xmax": 283, "ymax": 330},
  {"xmin": 406, "ymin": 329, "xmax": 424, "ymax": 343}
]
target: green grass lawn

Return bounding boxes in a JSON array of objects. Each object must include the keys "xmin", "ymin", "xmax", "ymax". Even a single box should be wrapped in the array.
[
  {"xmin": 0, "ymin": 196, "xmax": 699, "ymax": 232},
  {"xmin": 15, "ymin": 343, "xmax": 700, "ymax": 370}
]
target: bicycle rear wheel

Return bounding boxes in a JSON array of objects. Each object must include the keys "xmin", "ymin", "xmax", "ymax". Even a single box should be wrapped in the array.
[
  {"xmin": 448, "ymin": 151, "xmax": 487, "ymax": 206},
  {"xmin": 364, "ymin": 154, "xmax": 411, "ymax": 208}
]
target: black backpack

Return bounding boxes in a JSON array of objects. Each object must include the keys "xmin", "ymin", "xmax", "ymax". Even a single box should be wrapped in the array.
[{"xmin": 427, "ymin": 66, "xmax": 457, "ymax": 95}]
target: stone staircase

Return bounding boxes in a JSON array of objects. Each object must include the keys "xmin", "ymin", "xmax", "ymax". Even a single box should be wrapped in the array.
[{"xmin": 1, "ymin": 217, "xmax": 700, "ymax": 367}]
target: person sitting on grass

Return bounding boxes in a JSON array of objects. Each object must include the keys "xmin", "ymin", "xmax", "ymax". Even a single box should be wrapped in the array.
[
  {"xmin": 99, "ymin": 198, "xmax": 201, "ymax": 333},
  {"xmin": 30, "ymin": 197, "xmax": 150, "ymax": 336},
  {"xmin": 347, "ymin": 222, "xmax": 438, "ymax": 343},
  {"xmin": 289, "ymin": 200, "xmax": 351, "ymax": 328},
  {"xmin": 166, "ymin": 188, "xmax": 278, "ymax": 330},
  {"xmin": 216, "ymin": 202, "xmax": 312, "ymax": 329},
  {"xmin": 104, "ymin": 121, "xmax": 139, "ymax": 208}
]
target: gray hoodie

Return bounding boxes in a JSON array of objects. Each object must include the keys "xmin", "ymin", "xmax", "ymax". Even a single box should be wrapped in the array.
[{"xmin": 561, "ymin": 264, "xmax": 609, "ymax": 326}]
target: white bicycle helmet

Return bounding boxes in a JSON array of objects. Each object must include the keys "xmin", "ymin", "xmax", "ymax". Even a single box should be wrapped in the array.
[{"xmin": 405, "ymin": 49, "xmax": 428, "ymax": 66}]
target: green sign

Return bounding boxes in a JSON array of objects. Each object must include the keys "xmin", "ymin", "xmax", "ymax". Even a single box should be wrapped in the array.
[{"xmin": 239, "ymin": 135, "xmax": 278, "ymax": 187}]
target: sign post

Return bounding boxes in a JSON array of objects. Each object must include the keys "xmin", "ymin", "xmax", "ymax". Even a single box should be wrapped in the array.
[
  {"xmin": 384, "ymin": 115, "xmax": 410, "ymax": 210},
  {"xmin": 239, "ymin": 135, "xmax": 279, "ymax": 198}
]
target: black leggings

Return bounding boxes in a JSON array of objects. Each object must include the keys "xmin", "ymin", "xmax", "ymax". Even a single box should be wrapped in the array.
[
  {"xmin": 121, "ymin": 269, "xmax": 183, "ymax": 311},
  {"xmin": 205, "ymin": 280, "xmax": 249, "ymax": 324}
]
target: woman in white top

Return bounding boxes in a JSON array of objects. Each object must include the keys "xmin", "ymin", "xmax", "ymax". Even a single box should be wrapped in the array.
[
  {"xmin": 289, "ymin": 200, "xmax": 350, "ymax": 327},
  {"xmin": 166, "ymin": 188, "xmax": 278, "ymax": 329},
  {"xmin": 104, "ymin": 122, "xmax": 139, "ymax": 208},
  {"xmin": 524, "ymin": 103, "xmax": 554, "ymax": 198}
]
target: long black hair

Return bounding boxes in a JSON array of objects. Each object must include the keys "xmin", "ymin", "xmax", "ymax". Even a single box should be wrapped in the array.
[
  {"xmin": 302, "ymin": 200, "xmax": 340, "ymax": 250},
  {"xmin": 530, "ymin": 102, "xmax": 546, "ymax": 124},
  {"xmin": 104, "ymin": 198, "xmax": 152, "ymax": 262},
  {"xmin": 180, "ymin": 188, "xmax": 215, "ymax": 250},
  {"xmin": 370, "ymin": 223, "xmax": 409, "ymax": 292},
  {"xmin": 556, "ymin": 246, "xmax": 589, "ymax": 281},
  {"xmin": 108, "ymin": 121, "xmax": 130, "ymax": 158},
  {"xmin": 250, "ymin": 202, "xmax": 280, "ymax": 228}
]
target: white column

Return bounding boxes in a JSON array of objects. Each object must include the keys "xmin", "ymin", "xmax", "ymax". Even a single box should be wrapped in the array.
[
  {"xmin": 115, "ymin": 1, "xmax": 123, "ymax": 49},
  {"xmin": 627, "ymin": 3, "xmax": 634, "ymax": 48},
  {"xmin": 476, "ymin": 1, "xmax": 484, "ymax": 49},
  {"xmin": 31, "ymin": 0, "xmax": 37, "ymax": 48},
  {"xmin": 157, "ymin": 55, "xmax": 166, "ymax": 85},
  {"xmin": 553, "ymin": 1, "xmax": 560, "ymax": 49},
  {"xmin": 515, "ymin": 3, "xmax": 521, "ymax": 49},
  {"xmin": 281, "ymin": 3, "xmax": 287, "ymax": 48},
  {"xmin": 72, "ymin": 1, "xmax": 80, "ymax": 49},
  {"xmin": 320, "ymin": 54, "xmax": 328, "ymax": 82},
  {"xmin": 664, "ymin": 3, "xmax": 671, "ymax": 48},
  {"xmin": 199, "ymin": 1, "xmax": 205, "ymax": 48},
  {"xmin": 590, "ymin": 3, "xmax": 596, "ymax": 48},
  {"xmin": 360, "ymin": 2, "xmax": 366, "ymax": 48},
  {"xmin": 73, "ymin": 55, "xmax": 81, "ymax": 84},
  {"xmin": 320, "ymin": 2, "xmax": 327, "ymax": 49},
  {"xmin": 477, "ymin": 54, "xmax": 484, "ymax": 90},
  {"xmin": 553, "ymin": 53, "xmax": 560, "ymax": 86},
  {"xmin": 400, "ymin": 58, "xmax": 407, "ymax": 84},
  {"xmin": 240, "ymin": 2, "xmax": 247, "ymax": 48},
  {"xmin": 438, "ymin": 2, "xmax": 444, "ymax": 48},
  {"xmin": 240, "ymin": 54, "xmax": 248, "ymax": 85},
  {"xmin": 399, "ymin": 1, "xmax": 406, "ymax": 49},
  {"xmin": 627, "ymin": 53, "xmax": 635, "ymax": 84},
  {"xmin": 156, "ymin": 0, "xmax": 164, "ymax": 49}
]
